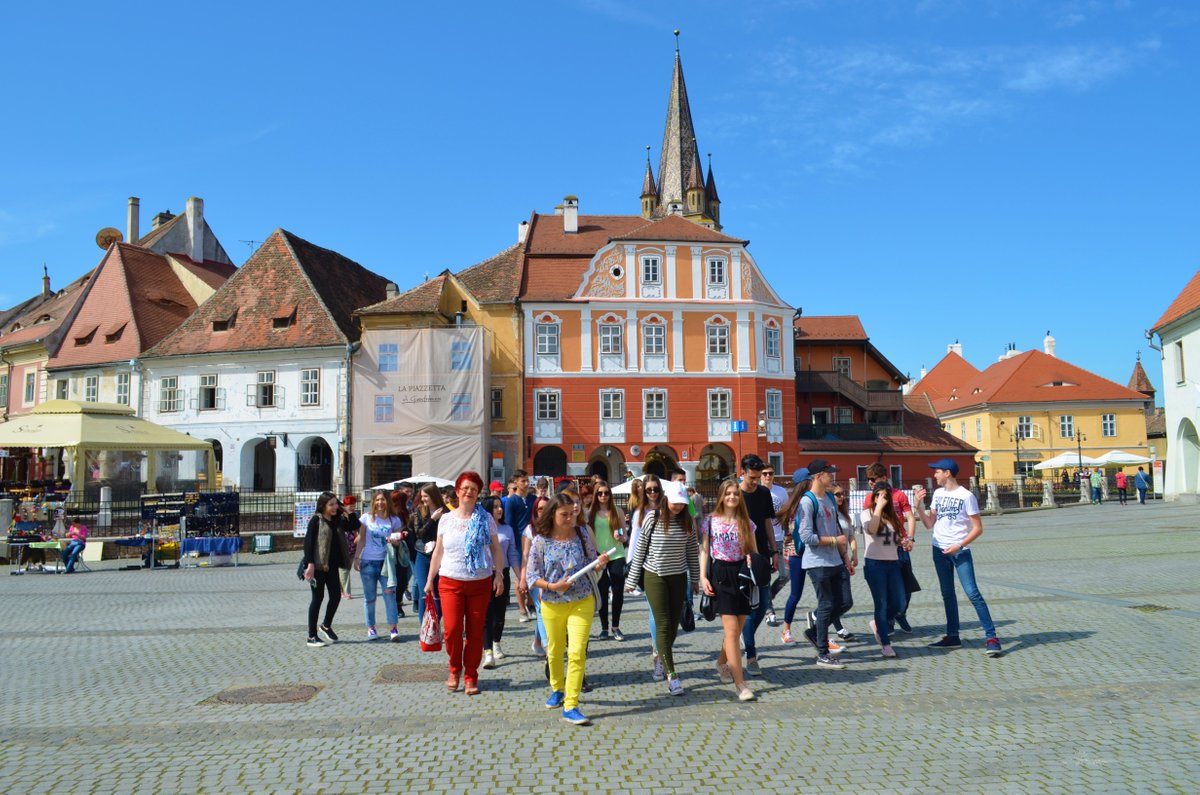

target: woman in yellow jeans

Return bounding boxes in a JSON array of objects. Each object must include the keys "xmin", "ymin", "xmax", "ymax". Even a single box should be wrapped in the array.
[{"xmin": 525, "ymin": 492, "xmax": 609, "ymax": 726}]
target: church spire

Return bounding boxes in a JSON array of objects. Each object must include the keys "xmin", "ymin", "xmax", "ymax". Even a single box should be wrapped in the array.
[
  {"xmin": 640, "ymin": 146, "xmax": 658, "ymax": 220},
  {"xmin": 655, "ymin": 31, "xmax": 701, "ymax": 219}
]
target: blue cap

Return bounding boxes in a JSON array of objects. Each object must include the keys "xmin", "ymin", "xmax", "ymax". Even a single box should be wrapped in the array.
[
  {"xmin": 791, "ymin": 467, "xmax": 811, "ymax": 485},
  {"xmin": 929, "ymin": 458, "xmax": 960, "ymax": 476}
]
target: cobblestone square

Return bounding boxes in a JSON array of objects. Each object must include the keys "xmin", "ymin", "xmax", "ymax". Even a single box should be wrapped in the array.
[{"xmin": 1, "ymin": 502, "xmax": 1196, "ymax": 794}]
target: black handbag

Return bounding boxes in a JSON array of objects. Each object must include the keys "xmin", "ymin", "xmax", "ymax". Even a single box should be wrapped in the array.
[
  {"xmin": 900, "ymin": 559, "xmax": 922, "ymax": 593},
  {"xmin": 680, "ymin": 599, "xmax": 696, "ymax": 632},
  {"xmin": 699, "ymin": 593, "xmax": 717, "ymax": 622}
]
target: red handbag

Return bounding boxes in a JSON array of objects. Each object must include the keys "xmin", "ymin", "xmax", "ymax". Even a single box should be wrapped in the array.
[{"xmin": 419, "ymin": 594, "xmax": 442, "ymax": 652}]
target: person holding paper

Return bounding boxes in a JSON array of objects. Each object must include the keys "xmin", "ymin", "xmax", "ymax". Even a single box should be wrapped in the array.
[{"xmin": 525, "ymin": 493, "xmax": 609, "ymax": 726}]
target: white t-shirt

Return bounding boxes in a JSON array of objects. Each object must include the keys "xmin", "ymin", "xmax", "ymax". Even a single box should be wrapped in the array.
[
  {"xmin": 930, "ymin": 486, "xmax": 979, "ymax": 548},
  {"xmin": 859, "ymin": 509, "xmax": 900, "ymax": 561},
  {"xmin": 437, "ymin": 511, "xmax": 497, "ymax": 581},
  {"xmin": 769, "ymin": 484, "xmax": 788, "ymax": 544}
]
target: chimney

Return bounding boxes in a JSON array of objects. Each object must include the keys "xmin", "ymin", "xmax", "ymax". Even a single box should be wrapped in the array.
[
  {"xmin": 562, "ymin": 195, "xmax": 579, "ymax": 234},
  {"xmin": 42, "ymin": 265, "xmax": 51, "ymax": 298},
  {"xmin": 517, "ymin": 220, "xmax": 529, "ymax": 244},
  {"xmin": 1044, "ymin": 330, "xmax": 1057, "ymax": 358},
  {"xmin": 185, "ymin": 196, "xmax": 204, "ymax": 261},
  {"xmin": 385, "ymin": 282, "xmax": 398, "ymax": 300},
  {"xmin": 152, "ymin": 210, "xmax": 174, "ymax": 229},
  {"xmin": 947, "ymin": 340, "xmax": 963, "ymax": 357},
  {"xmin": 127, "ymin": 197, "xmax": 140, "ymax": 245}
]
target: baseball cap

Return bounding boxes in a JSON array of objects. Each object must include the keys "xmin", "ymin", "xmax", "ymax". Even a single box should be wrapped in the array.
[
  {"xmin": 928, "ymin": 458, "xmax": 960, "ymax": 476},
  {"xmin": 341, "ymin": 495, "xmax": 357, "ymax": 506},
  {"xmin": 488, "ymin": 480, "xmax": 503, "ymax": 492},
  {"xmin": 661, "ymin": 480, "xmax": 689, "ymax": 506},
  {"xmin": 806, "ymin": 459, "xmax": 838, "ymax": 476},
  {"xmin": 791, "ymin": 467, "xmax": 811, "ymax": 485}
]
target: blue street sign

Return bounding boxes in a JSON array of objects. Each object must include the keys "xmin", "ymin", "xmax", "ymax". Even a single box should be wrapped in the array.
[{"xmin": 731, "ymin": 420, "xmax": 748, "ymax": 433}]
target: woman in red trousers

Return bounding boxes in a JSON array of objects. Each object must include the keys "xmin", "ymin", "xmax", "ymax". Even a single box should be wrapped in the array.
[{"xmin": 424, "ymin": 471, "xmax": 506, "ymax": 695}]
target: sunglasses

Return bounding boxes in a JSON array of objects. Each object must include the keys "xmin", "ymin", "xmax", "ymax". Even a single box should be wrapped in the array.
[
  {"xmin": 645, "ymin": 487, "xmax": 662, "ymax": 494},
  {"xmin": 833, "ymin": 492, "xmax": 845, "ymax": 498},
  {"xmin": 597, "ymin": 491, "xmax": 611, "ymax": 496},
  {"xmin": 762, "ymin": 471, "xmax": 775, "ymax": 476}
]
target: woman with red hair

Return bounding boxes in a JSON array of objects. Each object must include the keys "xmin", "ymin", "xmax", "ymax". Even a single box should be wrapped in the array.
[{"xmin": 424, "ymin": 471, "xmax": 506, "ymax": 695}]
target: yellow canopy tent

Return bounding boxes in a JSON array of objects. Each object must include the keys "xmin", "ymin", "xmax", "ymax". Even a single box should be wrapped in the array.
[{"xmin": 0, "ymin": 400, "xmax": 215, "ymax": 496}]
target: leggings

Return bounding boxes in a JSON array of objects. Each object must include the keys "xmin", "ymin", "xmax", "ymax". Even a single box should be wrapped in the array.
[
  {"xmin": 784, "ymin": 555, "xmax": 805, "ymax": 625},
  {"xmin": 597, "ymin": 558, "xmax": 626, "ymax": 632},
  {"xmin": 484, "ymin": 569, "xmax": 511, "ymax": 646},
  {"xmin": 643, "ymin": 570, "xmax": 687, "ymax": 676},
  {"xmin": 307, "ymin": 569, "xmax": 342, "ymax": 637}
]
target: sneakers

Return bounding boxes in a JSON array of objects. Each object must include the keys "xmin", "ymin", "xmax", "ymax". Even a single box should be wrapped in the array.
[
  {"xmin": 532, "ymin": 637, "xmax": 545, "ymax": 657},
  {"xmin": 895, "ymin": 615, "xmax": 913, "ymax": 634},
  {"xmin": 836, "ymin": 627, "xmax": 855, "ymax": 641},
  {"xmin": 804, "ymin": 626, "xmax": 843, "ymax": 654},
  {"xmin": 828, "ymin": 639, "xmax": 844, "ymax": 655},
  {"xmin": 545, "ymin": 690, "xmax": 565, "ymax": 709},
  {"xmin": 389, "ymin": 629, "xmax": 400, "ymax": 643},
  {"xmin": 780, "ymin": 629, "xmax": 795, "ymax": 644},
  {"xmin": 582, "ymin": 677, "xmax": 594, "ymax": 693},
  {"xmin": 367, "ymin": 627, "xmax": 379, "ymax": 641},
  {"xmin": 652, "ymin": 654, "xmax": 665, "ymax": 682},
  {"xmin": 611, "ymin": 628, "xmax": 625, "ymax": 642},
  {"xmin": 717, "ymin": 663, "xmax": 733, "ymax": 684},
  {"xmin": 306, "ymin": 636, "xmax": 325, "ymax": 648},
  {"xmin": 518, "ymin": 611, "xmax": 531, "ymax": 623},
  {"xmin": 807, "ymin": 611, "xmax": 817, "ymax": 632},
  {"xmin": 765, "ymin": 610, "xmax": 779, "ymax": 627},
  {"xmin": 318, "ymin": 625, "xmax": 339, "ymax": 643},
  {"xmin": 598, "ymin": 630, "xmax": 610, "ymax": 640},
  {"xmin": 929, "ymin": 635, "xmax": 962, "ymax": 649},
  {"xmin": 482, "ymin": 650, "xmax": 496, "ymax": 670},
  {"xmin": 815, "ymin": 654, "xmax": 846, "ymax": 669},
  {"xmin": 985, "ymin": 638, "xmax": 1003, "ymax": 657},
  {"xmin": 492, "ymin": 643, "xmax": 506, "ymax": 660},
  {"xmin": 668, "ymin": 677, "xmax": 684, "ymax": 696},
  {"xmin": 745, "ymin": 657, "xmax": 763, "ymax": 677},
  {"xmin": 880, "ymin": 644, "xmax": 897, "ymax": 658},
  {"xmin": 736, "ymin": 684, "xmax": 757, "ymax": 702},
  {"xmin": 870, "ymin": 619, "xmax": 881, "ymax": 645},
  {"xmin": 561, "ymin": 708, "xmax": 591, "ymax": 726}
]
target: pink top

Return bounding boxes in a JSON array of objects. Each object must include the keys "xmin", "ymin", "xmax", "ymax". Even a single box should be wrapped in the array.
[
  {"xmin": 67, "ymin": 523, "xmax": 88, "ymax": 542},
  {"xmin": 703, "ymin": 514, "xmax": 752, "ymax": 562}
]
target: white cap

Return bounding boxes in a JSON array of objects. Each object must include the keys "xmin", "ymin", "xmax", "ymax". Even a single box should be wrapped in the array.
[{"xmin": 662, "ymin": 480, "xmax": 689, "ymax": 506}]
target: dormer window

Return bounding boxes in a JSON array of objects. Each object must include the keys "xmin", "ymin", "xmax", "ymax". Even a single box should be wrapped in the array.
[
  {"xmin": 272, "ymin": 305, "xmax": 297, "ymax": 330},
  {"xmin": 74, "ymin": 325, "xmax": 98, "ymax": 346},
  {"xmin": 212, "ymin": 309, "xmax": 238, "ymax": 332},
  {"xmin": 105, "ymin": 324, "xmax": 126, "ymax": 344},
  {"xmin": 1039, "ymin": 380, "xmax": 1077, "ymax": 387}
]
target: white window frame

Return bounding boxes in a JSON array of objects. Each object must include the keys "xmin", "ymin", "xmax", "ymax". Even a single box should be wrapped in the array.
[
  {"xmin": 836, "ymin": 406, "xmax": 853, "ymax": 425},
  {"xmin": 159, "ymin": 376, "xmax": 181, "ymax": 413},
  {"xmin": 378, "ymin": 343, "xmax": 398, "ymax": 373},
  {"xmin": 300, "ymin": 368, "xmax": 320, "ymax": 406},
  {"xmin": 375, "ymin": 394, "xmax": 394, "ymax": 423},
  {"xmin": 600, "ymin": 390, "xmax": 624, "ymax": 420},
  {"xmin": 115, "ymin": 372, "xmax": 130, "ymax": 406},
  {"xmin": 641, "ymin": 255, "xmax": 661, "ymax": 284},
  {"xmin": 765, "ymin": 326, "xmax": 781, "ymax": 359},
  {"xmin": 199, "ymin": 373, "xmax": 219, "ymax": 411},
  {"xmin": 536, "ymin": 323, "xmax": 560, "ymax": 355},
  {"xmin": 1059, "ymin": 415, "xmax": 1075, "ymax": 439},
  {"xmin": 706, "ymin": 324, "xmax": 728, "ymax": 355},
  {"xmin": 1017, "ymin": 415, "xmax": 1033, "ymax": 439},
  {"xmin": 536, "ymin": 390, "xmax": 560, "ymax": 421},
  {"xmin": 247, "ymin": 370, "xmax": 281, "ymax": 409},
  {"xmin": 833, "ymin": 357, "xmax": 852, "ymax": 378},
  {"xmin": 0, "ymin": 373, "xmax": 7, "ymax": 406},
  {"xmin": 23, "ymin": 371, "xmax": 36, "ymax": 405},
  {"xmin": 975, "ymin": 418, "xmax": 982, "ymax": 443},
  {"xmin": 644, "ymin": 389, "xmax": 667, "ymax": 420},
  {"xmin": 599, "ymin": 323, "xmax": 623, "ymax": 355},
  {"xmin": 708, "ymin": 389, "xmax": 731, "ymax": 420},
  {"xmin": 1102, "ymin": 413, "xmax": 1117, "ymax": 437},
  {"xmin": 960, "ymin": 421, "xmax": 966, "ymax": 440},
  {"xmin": 643, "ymin": 324, "xmax": 665, "ymax": 355},
  {"xmin": 707, "ymin": 257, "xmax": 726, "ymax": 285},
  {"xmin": 1175, "ymin": 340, "xmax": 1185, "ymax": 384},
  {"xmin": 766, "ymin": 391, "xmax": 783, "ymax": 420},
  {"xmin": 84, "ymin": 375, "xmax": 99, "ymax": 403}
]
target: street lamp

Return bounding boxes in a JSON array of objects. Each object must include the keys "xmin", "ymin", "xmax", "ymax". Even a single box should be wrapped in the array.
[{"xmin": 1075, "ymin": 431, "xmax": 1087, "ymax": 489}]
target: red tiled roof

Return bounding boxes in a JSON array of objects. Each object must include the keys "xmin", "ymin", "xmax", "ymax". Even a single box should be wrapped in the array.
[
  {"xmin": 915, "ymin": 349, "xmax": 1148, "ymax": 414},
  {"xmin": 1152, "ymin": 269, "xmax": 1200, "ymax": 333},
  {"xmin": 520, "ymin": 257, "xmax": 593, "ymax": 302},
  {"xmin": 794, "ymin": 315, "xmax": 868, "ymax": 341},
  {"xmin": 904, "ymin": 393, "xmax": 939, "ymax": 418},
  {"xmin": 911, "ymin": 351, "xmax": 980, "ymax": 405},
  {"xmin": 610, "ymin": 214, "xmax": 745, "ymax": 244},
  {"xmin": 525, "ymin": 213, "xmax": 650, "ymax": 256},
  {"xmin": 358, "ymin": 274, "xmax": 448, "ymax": 315},
  {"xmin": 1146, "ymin": 407, "xmax": 1166, "ymax": 437},
  {"xmin": 168, "ymin": 253, "xmax": 237, "ymax": 290},
  {"xmin": 0, "ymin": 273, "xmax": 92, "ymax": 351},
  {"xmin": 1127, "ymin": 359, "xmax": 1155, "ymax": 395},
  {"xmin": 796, "ymin": 409, "xmax": 977, "ymax": 455},
  {"xmin": 145, "ymin": 229, "xmax": 389, "ymax": 357},
  {"xmin": 456, "ymin": 243, "xmax": 524, "ymax": 304}
]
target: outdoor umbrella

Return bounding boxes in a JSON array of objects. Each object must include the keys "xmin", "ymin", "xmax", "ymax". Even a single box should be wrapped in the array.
[
  {"xmin": 369, "ymin": 473, "xmax": 455, "ymax": 491},
  {"xmin": 611, "ymin": 475, "xmax": 649, "ymax": 496},
  {"xmin": 1096, "ymin": 450, "xmax": 1152, "ymax": 465},
  {"xmin": 1032, "ymin": 452, "xmax": 1103, "ymax": 470}
]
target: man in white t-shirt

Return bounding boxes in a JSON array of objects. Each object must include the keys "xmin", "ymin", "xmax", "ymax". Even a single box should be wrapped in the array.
[{"xmin": 912, "ymin": 458, "xmax": 1001, "ymax": 657}]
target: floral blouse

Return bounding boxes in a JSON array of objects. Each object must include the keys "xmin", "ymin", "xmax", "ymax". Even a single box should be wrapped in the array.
[{"xmin": 524, "ymin": 532, "xmax": 597, "ymax": 604}]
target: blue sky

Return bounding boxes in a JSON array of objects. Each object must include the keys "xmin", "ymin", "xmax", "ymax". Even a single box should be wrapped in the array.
[{"xmin": 1, "ymin": 0, "xmax": 1195, "ymax": 400}]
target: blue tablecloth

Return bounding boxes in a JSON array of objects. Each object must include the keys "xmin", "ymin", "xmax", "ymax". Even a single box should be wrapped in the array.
[
  {"xmin": 181, "ymin": 537, "xmax": 240, "ymax": 555},
  {"xmin": 115, "ymin": 537, "xmax": 153, "ymax": 548}
]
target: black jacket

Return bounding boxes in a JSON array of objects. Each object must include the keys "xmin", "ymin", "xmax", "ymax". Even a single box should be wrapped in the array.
[{"xmin": 302, "ymin": 513, "xmax": 351, "ymax": 571}]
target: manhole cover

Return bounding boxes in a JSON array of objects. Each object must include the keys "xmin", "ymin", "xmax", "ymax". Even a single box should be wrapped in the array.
[
  {"xmin": 213, "ymin": 684, "xmax": 321, "ymax": 704},
  {"xmin": 375, "ymin": 664, "xmax": 447, "ymax": 684},
  {"xmin": 1130, "ymin": 604, "xmax": 1170, "ymax": 613}
]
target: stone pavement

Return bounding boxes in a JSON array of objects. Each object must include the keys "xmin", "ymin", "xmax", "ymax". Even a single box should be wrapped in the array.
[{"xmin": 1, "ymin": 502, "xmax": 1197, "ymax": 794}]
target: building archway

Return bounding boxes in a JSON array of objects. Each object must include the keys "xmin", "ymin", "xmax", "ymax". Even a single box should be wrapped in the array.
[
  {"xmin": 1177, "ymin": 418, "xmax": 1199, "ymax": 497},
  {"xmin": 697, "ymin": 443, "xmax": 734, "ymax": 482},
  {"xmin": 588, "ymin": 446, "xmax": 626, "ymax": 484},
  {"xmin": 206, "ymin": 440, "xmax": 223, "ymax": 476},
  {"xmin": 643, "ymin": 445, "xmax": 678, "ymax": 478},
  {"xmin": 241, "ymin": 438, "xmax": 276, "ymax": 492},
  {"xmin": 533, "ymin": 446, "xmax": 568, "ymax": 478},
  {"xmin": 298, "ymin": 436, "xmax": 334, "ymax": 491}
]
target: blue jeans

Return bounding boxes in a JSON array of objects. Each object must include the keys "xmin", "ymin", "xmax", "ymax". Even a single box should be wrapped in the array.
[
  {"xmin": 741, "ymin": 585, "xmax": 771, "ymax": 659},
  {"xmin": 360, "ymin": 558, "xmax": 398, "ymax": 629},
  {"xmin": 784, "ymin": 556, "xmax": 805, "ymax": 625},
  {"xmin": 863, "ymin": 558, "xmax": 906, "ymax": 645},
  {"xmin": 1137, "ymin": 487, "xmax": 1147, "ymax": 504},
  {"xmin": 1091, "ymin": 486, "xmax": 1102, "ymax": 503},
  {"xmin": 529, "ymin": 587, "xmax": 548, "ymax": 644},
  {"xmin": 412, "ymin": 550, "xmax": 441, "ymax": 624},
  {"xmin": 62, "ymin": 540, "xmax": 86, "ymax": 572},
  {"xmin": 931, "ymin": 545, "xmax": 996, "ymax": 639}
]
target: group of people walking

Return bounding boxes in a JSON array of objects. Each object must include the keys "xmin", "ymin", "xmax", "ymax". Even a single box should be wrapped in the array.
[{"xmin": 301, "ymin": 455, "xmax": 1003, "ymax": 726}]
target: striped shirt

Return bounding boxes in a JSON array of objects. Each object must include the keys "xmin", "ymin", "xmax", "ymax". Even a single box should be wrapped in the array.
[{"xmin": 626, "ymin": 510, "xmax": 700, "ymax": 584}]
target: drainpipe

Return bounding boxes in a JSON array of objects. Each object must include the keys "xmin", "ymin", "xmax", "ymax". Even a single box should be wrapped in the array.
[
  {"xmin": 129, "ymin": 358, "xmax": 143, "ymax": 416},
  {"xmin": 342, "ymin": 341, "xmax": 360, "ymax": 493}
]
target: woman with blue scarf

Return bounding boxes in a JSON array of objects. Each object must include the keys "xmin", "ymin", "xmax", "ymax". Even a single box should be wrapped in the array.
[{"xmin": 424, "ymin": 471, "xmax": 505, "ymax": 696}]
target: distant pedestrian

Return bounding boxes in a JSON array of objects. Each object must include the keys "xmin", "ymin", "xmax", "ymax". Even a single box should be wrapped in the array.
[
  {"xmin": 410, "ymin": 485, "xmax": 446, "ymax": 624},
  {"xmin": 481, "ymin": 496, "xmax": 520, "ymax": 670},
  {"xmin": 338, "ymin": 495, "xmax": 360, "ymax": 599},
  {"xmin": 913, "ymin": 458, "xmax": 1001, "ymax": 657},
  {"xmin": 1090, "ymin": 469, "xmax": 1103, "ymax": 505},
  {"xmin": 1115, "ymin": 470, "xmax": 1128, "ymax": 505},
  {"xmin": 302, "ymin": 492, "xmax": 352, "ymax": 648},
  {"xmin": 61, "ymin": 519, "xmax": 88, "ymax": 574},
  {"xmin": 1134, "ymin": 467, "xmax": 1149, "ymax": 504}
]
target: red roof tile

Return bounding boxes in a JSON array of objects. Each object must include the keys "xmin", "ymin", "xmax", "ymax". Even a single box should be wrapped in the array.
[
  {"xmin": 145, "ymin": 229, "xmax": 389, "ymax": 357},
  {"xmin": 794, "ymin": 315, "xmax": 868, "ymax": 341},
  {"xmin": 610, "ymin": 214, "xmax": 745, "ymax": 244},
  {"xmin": 1128, "ymin": 359, "xmax": 1155, "ymax": 396},
  {"xmin": 1152, "ymin": 269, "xmax": 1200, "ymax": 332},
  {"xmin": 0, "ymin": 273, "xmax": 92, "ymax": 352},
  {"xmin": 525, "ymin": 213, "xmax": 650, "ymax": 256},
  {"xmin": 904, "ymin": 393, "xmax": 939, "ymax": 418},
  {"xmin": 520, "ymin": 257, "xmax": 594, "ymax": 302},
  {"xmin": 910, "ymin": 351, "xmax": 981, "ymax": 405},
  {"xmin": 358, "ymin": 274, "xmax": 448, "ymax": 315},
  {"xmin": 456, "ymin": 243, "xmax": 524, "ymax": 304}
]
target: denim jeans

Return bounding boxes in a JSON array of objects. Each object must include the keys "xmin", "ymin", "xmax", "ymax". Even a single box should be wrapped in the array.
[
  {"xmin": 807, "ymin": 565, "xmax": 848, "ymax": 654},
  {"xmin": 741, "ymin": 585, "xmax": 771, "ymax": 659},
  {"xmin": 529, "ymin": 586, "xmax": 548, "ymax": 644},
  {"xmin": 1091, "ymin": 486, "xmax": 1102, "ymax": 503},
  {"xmin": 412, "ymin": 551, "xmax": 441, "ymax": 623},
  {"xmin": 360, "ymin": 558, "xmax": 398, "ymax": 629},
  {"xmin": 931, "ymin": 545, "xmax": 996, "ymax": 639},
  {"xmin": 1137, "ymin": 487, "xmax": 1147, "ymax": 504},
  {"xmin": 62, "ymin": 540, "xmax": 86, "ymax": 572},
  {"xmin": 783, "ymin": 555, "xmax": 805, "ymax": 625},
  {"xmin": 863, "ymin": 558, "xmax": 906, "ymax": 645}
]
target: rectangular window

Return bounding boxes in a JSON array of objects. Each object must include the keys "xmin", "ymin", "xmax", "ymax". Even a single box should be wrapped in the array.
[
  {"xmin": 200, "ymin": 374, "xmax": 218, "ymax": 410},
  {"xmin": 960, "ymin": 421, "xmax": 966, "ymax": 440},
  {"xmin": 768, "ymin": 452, "xmax": 784, "ymax": 477},
  {"xmin": 856, "ymin": 465, "xmax": 869, "ymax": 484},
  {"xmin": 833, "ymin": 357, "xmax": 852, "ymax": 378},
  {"xmin": 116, "ymin": 372, "xmax": 130, "ymax": 406},
  {"xmin": 159, "ymin": 376, "xmax": 181, "ymax": 413},
  {"xmin": 1175, "ymin": 341, "xmax": 1185, "ymax": 384},
  {"xmin": 490, "ymin": 387, "xmax": 504, "ymax": 420},
  {"xmin": 600, "ymin": 390, "xmax": 624, "ymax": 420},
  {"xmin": 536, "ymin": 391, "xmax": 560, "ymax": 421},
  {"xmin": 889, "ymin": 465, "xmax": 903, "ymax": 488},
  {"xmin": 55, "ymin": 379, "xmax": 68, "ymax": 400},
  {"xmin": 450, "ymin": 393, "xmax": 471, "ymax": 422},
  {"xmin": 766, "ymin": 391, "xmax": 782, "ymax": 420},
  {"xmin": 975, "ymin": 418, "xmax": 982, "ymax": 442},
  {"xmin": 24, "ymin": 372, "xmax": 36, "ymax": 403},
  {"xmin": 83, "ymin": 375, "xmax": 97, "ymax": 403},
  {"xmin": 536, "ymin": 323, "xmax": 559, "ymax": 355},
  {"xmin": 641, "ymin": 256, "xmax": 661, "ymax": 284},
  {"xmin": 1102, "ymin": 413, "xmax": 1117, "ymax": 437},
  {"xmin": 450, "ymin": 341, "xmax": 473, "ymax": 371},
  {"xmin": 375, "ymin": 395, "xmax": 394, "ymax": 423},
  {"xmin": 706, "ymin": 325, "xmax": 728, "ymax": 355},
  {"xmin": 645, "ymin": 390, "xmax": 667, "ymax": 420},
  {"xmin": 1017, "ymin": 415, "xmax": 1033, "ymax": 439},
  {"xmin": 1059, "ymin": 415, "xmax": 1075, "ymax": 439},
  {"xmin": 707, "ymin": 257, "xmax": 726, "ymax": 285},
  {"xmin": 765, "ymin": 327, "xmax": 781, "ymax": 358},
  {"xmin": 300, "ymin": 369, "xmax": 320, "ymax": 406},
  {"xmin": 836, "ymin": 406, "xmax": 853, "ymax": 425},
  {"xmin": 599, "ymin": 324, "xmax": 623, "ymax": 355},
  {"xmin": 378, "ymin": 343, "xmax": 398, "ymax": 373},
  {"xmin": 0, "ymin": 374, "xmax": 8, "ymax": 406},
  {"xmin": 257, "ymin": 371, "xmax": 277, "ymax": 408},
  {"xmin": 643, "ymin": 325, "xmax": 665, "ymax": 355},
  {"xmin": 708, "ymin": 389, "xmax": 730, "ymax": 419}
]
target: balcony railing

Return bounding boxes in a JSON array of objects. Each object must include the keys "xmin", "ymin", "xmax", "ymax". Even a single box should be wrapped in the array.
[
  {"xmin": 794, "ymin": 369, "xmax": 905, "ymax": 411},
  {"xmin": 796, "ymin": 422, "xmax": 905, "ymax": 441}
]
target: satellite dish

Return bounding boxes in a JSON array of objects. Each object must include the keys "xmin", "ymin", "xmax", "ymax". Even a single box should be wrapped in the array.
[{"xmin": 96, "ymin": 227, "xmax": 124, "ymax": 249}]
